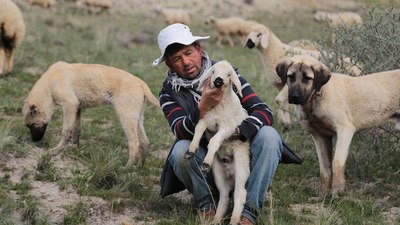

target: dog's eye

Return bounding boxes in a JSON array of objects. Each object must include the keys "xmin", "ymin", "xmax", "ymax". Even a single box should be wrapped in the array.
[
  {"xmin": 228, "ymin": 73, "xmax": 231, "ymax": 77},
  {"xmin": 303, "ymin": 76, "xmax": 312, "ymax": 82},
  {"xmin": 257, "ymin": 33, "xmax": 261, "ymax": 37},
  {"xmin": 288, "ymin": 75, "xmax": 295, "ymax": 82}
]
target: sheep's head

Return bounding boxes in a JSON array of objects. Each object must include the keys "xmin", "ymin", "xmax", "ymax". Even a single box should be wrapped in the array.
[
  {"xmin": 205, "ymin": 16, "xmax": 216, "ymax": 25},
  {"xmin": 198, "ymin": 60, "xmax": 243, "ymax": 97},
  {"xmin": 244, "ymin": 24, "xmax": 270, "ymax": 49},
  {"xmin": 314, "ymin": 11, "xmax": 328, "ymax": 22}
]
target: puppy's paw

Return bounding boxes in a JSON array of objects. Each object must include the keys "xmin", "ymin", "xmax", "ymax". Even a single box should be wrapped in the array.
[
  {"xmin": 184, "ymin": 150, "xmax": 195, "ymax": 159},
  {"xmin": 200, "ymin": 163, "xmax": 211, "ymax": 173}
]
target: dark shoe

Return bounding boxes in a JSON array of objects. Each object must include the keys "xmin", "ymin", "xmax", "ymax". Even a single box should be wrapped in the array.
[
  {"xmin": 280, "ymin": 141, "xmax": 303, "ymax": 164},
  {"xmin": 240, "ymin": 215, "xmax": 254, "ymax": 225},
  {"xmin": 198, "ymin": 209, "xmax": 215, "ymax": 225}
]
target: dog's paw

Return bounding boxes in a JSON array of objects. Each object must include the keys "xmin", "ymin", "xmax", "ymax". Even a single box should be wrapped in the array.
[
  {"xmin": 184, "ymin": 151, "xmax": 195, "ymax": 159},
  {"xmin": 200, "ymin": 163, "xmax": 211, "ymax": 173}
]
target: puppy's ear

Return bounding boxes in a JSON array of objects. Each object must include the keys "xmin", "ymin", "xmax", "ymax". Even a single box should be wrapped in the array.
[
  {"xmin": 275, "ymin": 59, "xmax": 293, "ymax": 86},
  {"xmin": 230, "ymin": 69, "xmax": 243, "ymax": 98},
  {"xmin": 311, "ymin": 62, "xmax": 331, "ymax": 92},
  {"xmin": 260, "ymin": 31, "xmax": 270, "ymax": 49},
  {"xmin": 198, "ymin": 67, "xmax": 213, "ymax": 92}
]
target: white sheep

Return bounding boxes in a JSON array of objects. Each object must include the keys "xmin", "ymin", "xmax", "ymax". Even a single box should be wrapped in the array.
[
  {"xmin": 314, "ymin": 11, "xmax": 363, "ymax": 28},
  {"xmin": 245, "ymin": 23, "xmax": 322, "ymax": 127},
  {"xmin": 156, "ymin": 7, "xmax": 191, "ymax": 25},
  {"xmin": 0, "ymin": 0, "xmax": 26, "ymax": 76},
  {"xmin": 28, "ymin": 0, "xmax": 56, "ymax": 8},
  {"xmin": 75, "ymin": 0, "xmax": 112, "ymax": 15},
  {"xmin": 205, "ymin": 16, "xmax": 247, "ymax": 47},
  {"xmin": 184, "ymin": 61, "xmax": 250, "ymax": 225}
]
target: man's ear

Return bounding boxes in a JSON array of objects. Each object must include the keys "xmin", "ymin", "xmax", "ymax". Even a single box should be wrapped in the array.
[
  {"xmin": 193, "ymin": 41, "xmax": 202, "ymax": 51},
  {"xmin": 165, "ymin": 59, "xmax": 171, "ymax": 68}
]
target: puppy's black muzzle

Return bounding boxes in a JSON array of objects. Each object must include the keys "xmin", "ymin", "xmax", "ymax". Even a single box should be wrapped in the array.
[
  {"xmin": 28, "ymin": 124, "xmax": 47, "ymax": 142},
  {"xmin": 245, "ymin": 39, "xmax": 255, "ymax": 49},
  {"xmin": 213, "ymin": 77, "xmax": 224, "ymax": 88}
]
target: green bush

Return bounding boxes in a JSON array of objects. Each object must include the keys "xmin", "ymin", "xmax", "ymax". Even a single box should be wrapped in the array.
[{"xmin": 318, "ymin": 5, "xmax": 400, "ymax": 75}]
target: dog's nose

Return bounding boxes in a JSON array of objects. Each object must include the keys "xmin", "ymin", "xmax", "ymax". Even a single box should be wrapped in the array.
[
  {"xmin": 29, "ymin": 124, "xmax": 48, "ymax": 142},
  {"xmin": 288, "ymin": 91, "xmax": 307, "ymax": 105},
  {"xmin": 288, "ymin": 90, "xmax": 301, "ymax": 104},
  {"xmin": 245, "ymin": 39, "xmax": 255, "ymax": 48},
  {"xmin": 288, "ymin": 96, "xmax": 300, "ymax": 104},
  {"xmin": 213, "ymin": 77, "xmax": 224, "ymax": 88}
]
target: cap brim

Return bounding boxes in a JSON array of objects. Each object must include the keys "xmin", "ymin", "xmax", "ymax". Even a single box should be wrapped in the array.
[{"xmin": 152, "ymin": 36, "xmax": 209, "ymax": 66}]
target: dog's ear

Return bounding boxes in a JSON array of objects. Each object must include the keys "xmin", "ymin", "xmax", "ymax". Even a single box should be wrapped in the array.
[
  {"xmin": 260, "ymin": 30, "xmax": 270, "ymax": 49},
  {"xmin": 198, "ymin": 67, "xmax": 214, "ymax": 92},
  {"xmin": 275, "ymin": 59, "xmax": 293, "ymax": 86},
  {"xmin": 312, "ymin": 63, "xmax": 331, "ymax": 92},
  {"xmin": 230, "ymin": 68, "xmax": 243, "ymax": 98},
  {"xmin": 29, "ymin": 104, "xmax": 38, "ymax": 118}
]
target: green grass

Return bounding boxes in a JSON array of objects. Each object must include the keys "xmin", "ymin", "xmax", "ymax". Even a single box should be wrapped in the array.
[
  {"xmin": 63, "ymin": 199, "xmax": 89, "ymax": 225},
  {"xmin": 0, "ymin": 1, "xmax": 399, "ymax": 224}
]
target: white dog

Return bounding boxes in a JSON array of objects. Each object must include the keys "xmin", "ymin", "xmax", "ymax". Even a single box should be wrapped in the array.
[
  {"xmin": 184, "ymin": 61, "xmax": 250, "ymax": 224},
  {"xmin": 275, "ymin": 55, "xmax": 400, "ymax": 196},
  {"xmin": 22, "ymin": 61, "xmax": 159, "ymax": 167}
]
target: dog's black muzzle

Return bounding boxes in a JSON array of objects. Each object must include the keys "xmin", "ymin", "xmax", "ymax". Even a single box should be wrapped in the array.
[
  {"xmin": 28, "ymin": 124, "xmax": 47, "ymax": 142},
  {"xmin": 288, "ymin": 90, "xmax": 307, "ymax": 105},
  {"xmin": 213, "ymin": 77, "xmax": 224, "ymax": 88},
  {"xmin": 245, "ymin": 39, "xmax": 255, "ymax": 49}
]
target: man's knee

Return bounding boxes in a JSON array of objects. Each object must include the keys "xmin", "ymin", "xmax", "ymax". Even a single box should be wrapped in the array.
[
  {"xmin": 256, "ymin": 126, "xmax": 281, "ymax": 146},
  {"xmin": 169, "ymin": 140, "xmax": 191, "ymax": 165},
  {"xmin": 251, "ymin": 126, "xmax": 282, "ymax": 159}
]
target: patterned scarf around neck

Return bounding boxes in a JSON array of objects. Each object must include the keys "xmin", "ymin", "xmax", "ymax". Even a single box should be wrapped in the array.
[{"xmin": 166, "ymin": 51, "xmax": 212, "ymax": 92}]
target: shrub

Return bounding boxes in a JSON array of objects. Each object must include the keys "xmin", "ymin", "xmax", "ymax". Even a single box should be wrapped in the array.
[{"xmin": 317, "ymin": 5, "xmax": 400, "ymax": 75}]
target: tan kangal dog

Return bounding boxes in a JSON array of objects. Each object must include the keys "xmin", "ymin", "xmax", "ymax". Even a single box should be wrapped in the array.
[
  {"xmin": 22, "ymin": 61, "xmax": 159, "ymax": 167},
  {"xmin": 275, "ymin": 55, "xmax": 400, "ymax": 196}
]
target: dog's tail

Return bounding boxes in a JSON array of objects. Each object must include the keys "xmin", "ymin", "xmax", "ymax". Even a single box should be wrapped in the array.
[{"xmin": 142, "ymin": 82, "xmax": 160, "ymax": 107}]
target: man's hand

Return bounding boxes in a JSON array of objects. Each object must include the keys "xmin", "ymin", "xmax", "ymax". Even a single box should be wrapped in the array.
[{"xmin": 198, "ymin": 78, "xmax": 225, "ymax": 118}]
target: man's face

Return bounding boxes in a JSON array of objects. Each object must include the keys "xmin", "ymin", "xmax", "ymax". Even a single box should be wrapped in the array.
[{"xmin": 165, "ymin": 43, "xmax": 203, "ymax": 80}]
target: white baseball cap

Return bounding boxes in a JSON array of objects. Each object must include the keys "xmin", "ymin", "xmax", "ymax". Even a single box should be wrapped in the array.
[{"xmin": 152, "ymin": 23, "xmax": 209, "ymax": 66}]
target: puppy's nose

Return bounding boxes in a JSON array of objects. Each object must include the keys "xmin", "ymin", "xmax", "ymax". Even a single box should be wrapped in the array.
[
  {"xmin": 213, "ymin": 77, "xmax": 224, "ymax": 88},
  {"xmin": 245, "ymin": 39, "xmax": 255, "ymax": 48}
]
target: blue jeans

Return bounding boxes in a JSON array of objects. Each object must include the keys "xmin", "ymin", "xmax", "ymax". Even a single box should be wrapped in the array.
[{"xmin": 168, "ymin": 126, "xmax": 282, "ymax": 223}]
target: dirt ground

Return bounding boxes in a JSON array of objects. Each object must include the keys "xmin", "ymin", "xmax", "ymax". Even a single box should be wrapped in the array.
[{"xmin": 3, "ymin": 0, "xmax": 398, "ymax": 224}]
